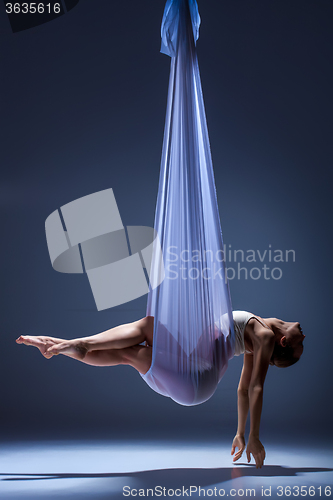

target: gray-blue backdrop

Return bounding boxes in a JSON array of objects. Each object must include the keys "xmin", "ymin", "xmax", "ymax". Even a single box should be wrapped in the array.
[{"xmin": 1, "ymin": 0, "xmax": 332, "ymax": 443}]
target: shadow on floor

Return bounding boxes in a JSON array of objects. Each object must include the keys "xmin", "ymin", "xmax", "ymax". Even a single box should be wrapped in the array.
[{"xmin": 2, "ymin": 465, "xmax": 332, "ymax": 486}]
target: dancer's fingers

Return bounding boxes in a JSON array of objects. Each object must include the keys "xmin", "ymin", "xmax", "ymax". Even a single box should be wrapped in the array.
[{"xmin": 233, "ymin": 449, "xmax": 243, "ymax": 462}]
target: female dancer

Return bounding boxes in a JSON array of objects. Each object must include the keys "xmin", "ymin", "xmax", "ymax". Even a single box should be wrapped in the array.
[{"xmin": 16, "ymin": 311, "xmax": 304, "ymax": 468}]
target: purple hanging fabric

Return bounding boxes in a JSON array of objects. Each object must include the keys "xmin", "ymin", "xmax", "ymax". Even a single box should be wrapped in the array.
[{"xmin": 141, "ymin": 0, "xmax": 235, "ymax": 406}]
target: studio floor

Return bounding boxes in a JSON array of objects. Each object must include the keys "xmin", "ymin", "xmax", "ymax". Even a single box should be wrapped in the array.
[{"xmin": 1, "ymin": 440, "xmax": 332, "ymax": 499}]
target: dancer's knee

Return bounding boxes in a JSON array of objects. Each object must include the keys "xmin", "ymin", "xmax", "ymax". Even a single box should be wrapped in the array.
[{"xmin": 138, "ymin": 316, "xmax": 154, "ymax": 345}]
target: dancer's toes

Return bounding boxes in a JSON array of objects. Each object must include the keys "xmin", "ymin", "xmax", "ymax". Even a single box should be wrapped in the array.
[{"xmin": 16, "ymin": 335, "xmax": 40, "ymax": 347}]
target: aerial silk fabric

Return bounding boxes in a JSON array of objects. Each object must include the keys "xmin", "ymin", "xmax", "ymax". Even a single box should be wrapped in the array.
[{"xmin": 141, "ymin": 0, "xmax": 235, "ymax": 406}]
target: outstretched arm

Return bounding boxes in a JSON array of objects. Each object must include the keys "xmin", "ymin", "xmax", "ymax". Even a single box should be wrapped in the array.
[
  {"xmin": 246, "ymin": 330, "xmax": 275, "ymax": 468},
  {"xmin": 231, "ymin": 353, "xmax": 253, "ymax": 462}
]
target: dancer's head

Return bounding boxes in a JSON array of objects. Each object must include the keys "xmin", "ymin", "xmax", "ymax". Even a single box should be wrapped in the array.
[{"xmin": 270, "ymin": 321, "xmax": 305, "ymax": 368}]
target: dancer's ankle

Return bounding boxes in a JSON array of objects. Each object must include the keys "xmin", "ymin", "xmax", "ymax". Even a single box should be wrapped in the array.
[{"xmin": 72, "ymin": 340, "xmax": 89, "ymax": 359}]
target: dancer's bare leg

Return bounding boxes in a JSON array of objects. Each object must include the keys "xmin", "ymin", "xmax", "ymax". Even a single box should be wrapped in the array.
[
  {"xmin": 81, "ymin": 315, "xmax": 154, "ymax": 350},
  {"xmin": 16, "ymin": 316, "xmax": 154, "ymax": 374}
]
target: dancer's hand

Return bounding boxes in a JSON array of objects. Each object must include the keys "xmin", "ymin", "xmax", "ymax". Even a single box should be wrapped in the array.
[
  {"xmin": 231, "ymin": 434, "xmax": 246, "ymax": 462},
  {"xmin": 246, "ymin": 435, "xmax": 265, "ymax": 468}
]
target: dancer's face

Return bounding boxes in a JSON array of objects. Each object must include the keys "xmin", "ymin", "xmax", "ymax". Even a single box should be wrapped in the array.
[{"xmin": 285, "ymin": 322, "xmax": 305, "ymax": 359}]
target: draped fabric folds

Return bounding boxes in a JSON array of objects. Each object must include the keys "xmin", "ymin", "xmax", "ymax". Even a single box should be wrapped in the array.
[{"xmin": 141, "ymin": 0, "xmax": 235, "ymax": 406}]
